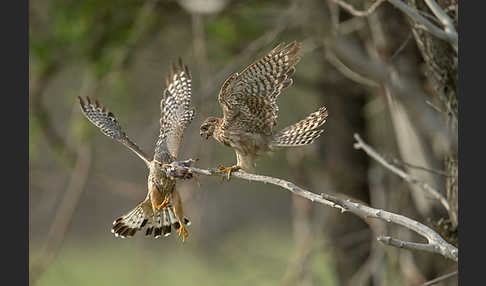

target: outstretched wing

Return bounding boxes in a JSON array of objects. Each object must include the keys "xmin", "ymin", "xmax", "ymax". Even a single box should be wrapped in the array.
[
  {"xmin": 78, "ymin": 96, "xmax": 151, "ymax": 166},
  {"xmin": 218, "ymin": 41, "xmax": 301, "ymax": 135},
  {"xmin": 154, "ymin": 59, "xmax": 195, "ymax": 163}
]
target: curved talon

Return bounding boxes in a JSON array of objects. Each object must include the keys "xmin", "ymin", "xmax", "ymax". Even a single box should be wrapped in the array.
[
  {"xmin": 156, "ymin": 195, "xmax": 170, "ymax": 211},
  {"xmin": 177, "ymin": 221, "xmax": 189, "ymax": 242},
  {"xmin": 215, "ymin": 165, "xmax": 240, "ymax": 181},
  {"xmin": 160, "ymin": 163, "xmax": 169, "ymax": 169}
]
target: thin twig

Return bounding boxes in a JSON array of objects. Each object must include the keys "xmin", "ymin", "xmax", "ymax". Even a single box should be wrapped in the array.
[
  {"xmin": 330, "ymin": 0, "xmax": 386, "ymax": 17},
  {"xmin": 165, "ymin": 162, "xmax": 458, "ymax": 261},
  {"xmin": 332, "ymin": 0, "xmax": 457, "ymax": 52},
  {"xmin": 386, "ymin": 0, "xmax": 458, "ymax": 52},
  {"xmin": 419, "ymin": 270, "xmax": 458, "ymax": 286},
  {"xmin": 423, "ymin": 0, "xmax": 457, "ymax": 36},
  {"xmin": 389, "ymin": 157, "xmax": 450, "ymax": 177},
  {"xmin": 318, "ymin": 193, "xmax": 458, "ymax": 261},
  {"xmin": 325, "ymin": 50, "xmax": 379, "ymax": 88},
  {"xmin": 347, "ymin": 165, "xmax": 387, "ymax": 286},
  {"xmin": 353, "ymin": 133, "xmax": 450, "ymax": 212},
  {"xmin": 390, "ymin": 32, "xmax": 413, "ymax": 60},
  {"xmin": 325, "ymin": 36, "xmax": 457, "ymax": 153}
]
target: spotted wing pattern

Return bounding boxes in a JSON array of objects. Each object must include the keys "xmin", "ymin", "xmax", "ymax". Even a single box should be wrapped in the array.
[
  {"xmin": 78, "ymin": 96, "xmax": 150, "ymax": 165},
  {"xmin": 271, "ymin": 106, "xmax": 328, "ymax": 147},
  {"xmin": 154, "ymin": 59, "xmax": 195, "ymax": 163},
  {"xmin": 218, "ymin": 41, "xmax": 302, "ymax": 135}
]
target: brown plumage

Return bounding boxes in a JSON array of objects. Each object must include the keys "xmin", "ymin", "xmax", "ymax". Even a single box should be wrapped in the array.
[
  {"xmin": 200, "ymin": 41, "xmax": 328, "ymax": 173},
  {"xmin": 79, "ymin": 59, "xmax": 194, "ymax": 241}
]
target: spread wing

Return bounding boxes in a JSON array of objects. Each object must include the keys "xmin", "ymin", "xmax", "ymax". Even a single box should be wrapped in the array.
[
  {"xmin": 78, "ymin": 96, "xmax": 151, "ymax": 166},
  {"xmin": 218, "ymin": 41, "xmax": 302, "ymax": 135},
  {"xmin": 154, "ymin": 59, "xmax": 195, "ymax": 163}
]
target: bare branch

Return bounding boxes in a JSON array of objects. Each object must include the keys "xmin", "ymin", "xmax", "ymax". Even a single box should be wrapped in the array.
[
  {"xmin": 325, "ymin": 36, "xmax": 457, "ymax": 152},
  {"xmin": 331, "ymin": 0, "xmax": 457, "ymax": 52},
  {"xmin": 423, "ymin": 0, "xmax": 457, "ymax": 37},
  {"xmin": 353, "ymin": 133, "xmax": 450, "ymax": 212},
  {"xmin": 325, "ymin": 50, "xmax": 380, "ymax": 87},
  {"xmin": 387, "ymin": 0, "xmax": 457, "ymax": 53},
  {"xmin": 378, "ymin": 236, "xmax": 439, "ymax": 254},
  {"xmin": 390, "ymin": 32, "xmax": 413, "ymax": 60},
  {"xmin": 330, "ymin": 0, "xmax": 386, "ymax": 17},
  {"xmin": 164, "ymin": 161, "xmax": 458, "ymax": 261},
  {"xmin": 188, "ymin": 166, "xmax": 346, "ymax": 211},
  {"xmin": 389, "ymin": 157, "xmax": 451, "ymax": 177},
  {"xmin": 420, "ymin": 270, "xmax": 458, "ymax": 286},
  {"xmin": 319, "ymin": 193, "xmax": 457, "ymax": 261}
]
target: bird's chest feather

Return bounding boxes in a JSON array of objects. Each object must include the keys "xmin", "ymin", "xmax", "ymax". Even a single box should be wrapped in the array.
[
  {"xmin": 218, "ymin": 129, "xmax": 269, "ymax": 155},
  {"xmin": 148, "ymin": 170, "xmax": 175, "ymax": 204},
  {"xmin": 149, "ymin": 173, "xmax": 175, "ymax": 194}
]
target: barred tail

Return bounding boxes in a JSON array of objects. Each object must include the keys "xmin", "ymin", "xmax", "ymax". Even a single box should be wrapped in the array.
[
  {"xmin": 111, "ymin": 199, "xmax": 152, "ymax": 238},
  {"xmin": 111, "ymin": 198, "xmax": 190, "ymax": 239},
  {"xmin": 270, "ymin": 106, "xmax": 328, "ymax": 148},
  {"xmin": 144, "ymin": 207, "xmax": 190, "ymax": 238}
]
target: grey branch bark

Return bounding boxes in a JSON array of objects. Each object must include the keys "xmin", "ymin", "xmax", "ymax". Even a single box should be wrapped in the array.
[
  {"xmin": 419, "ymin": 270, "xmax": 458, "ymax": 286},
  {"xmin": 387, "ymin": 0, "xmax": 457, "ymax": 52},
  {"xmin": 330, "ymin": 0, "xmax": 386, "ymax": 17},
  {"xmin": 330, "ymin": 0, "xmax": 457, "ymax": 52},
  {"xmin": 378, "ymin": 236, "xmax": 441, "ymax": 254},
  {"xmin": 353, "ymin": 133, "xmax": 450, "ymax": 212},
  {"xmin": 164, "ymin": 160, "xmax": 458, "ymax": 262}
]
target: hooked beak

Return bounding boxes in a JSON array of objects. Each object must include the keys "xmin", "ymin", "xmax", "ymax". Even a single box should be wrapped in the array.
[{"xmin": 200, "ymin": 132, "xmax": 209, "ymax": 139}]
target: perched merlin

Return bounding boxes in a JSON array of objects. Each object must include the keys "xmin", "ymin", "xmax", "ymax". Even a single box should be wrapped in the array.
[
  {"xmin": 200, "ymin": 41, "xmax": 328, "ymax": 178},
  {"xmin": 78, "ymin": 59, "xmax": 195, "ymax": 241}
]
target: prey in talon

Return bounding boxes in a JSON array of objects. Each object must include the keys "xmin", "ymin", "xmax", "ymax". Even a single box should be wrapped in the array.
[
  {"xmin": 200, "ymin": 41, "xmax": 328, "ymax": 180},
  {"xmin": 162, "ymin": 158, "xmax": 198, "ymax": 180},
  {"xmin": 78, "ymin": 59, "xmax": 195, "ymax": 241}
]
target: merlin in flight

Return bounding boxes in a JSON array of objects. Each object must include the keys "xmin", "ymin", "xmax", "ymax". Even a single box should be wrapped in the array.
[
  {"xmin": 199, "ymin": 41, "xmax": 328, "ymax": 178},
  {"xmin": 79, "ymin": 59, "xmax": 195, "ymax": 241}
]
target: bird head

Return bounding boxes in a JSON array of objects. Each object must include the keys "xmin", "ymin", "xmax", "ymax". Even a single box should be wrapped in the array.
[{"xmin": 200, "ymin": 117, "xmax": 219, "ymax": 139}]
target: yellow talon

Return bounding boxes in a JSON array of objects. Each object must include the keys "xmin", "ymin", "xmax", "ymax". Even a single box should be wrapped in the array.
[
  {"xmin": 215, "ymin": 165, "xmax": 240, "ymax": 181},
  {"xmin": 158, "ymin": 162, "xmax": 168, "ymax": 169},
  {"xmin": 177, "ymin": 222, "xmax": 189, "ymax": 242},
  {"xmin": 156, "ymin": 196, "xmax": 170, "ymax": 211}
]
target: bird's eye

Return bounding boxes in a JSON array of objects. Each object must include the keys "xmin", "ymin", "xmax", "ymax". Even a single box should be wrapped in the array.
[{"xmin": 201, "ymin": 126, "xmax": 208, "ymax": 131}]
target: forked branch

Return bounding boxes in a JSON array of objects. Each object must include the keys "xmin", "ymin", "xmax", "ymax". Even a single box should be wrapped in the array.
[
  {"xmin": 353, "ymin": 133, "xmax": 450, "ymax": 212},
  {"xmin": 164, "ymin": 160, "xmax": 458, "ymax": 261},
  {"xmin": 330, "ymin": 0, "xmax": 458, "ymax": 53}
]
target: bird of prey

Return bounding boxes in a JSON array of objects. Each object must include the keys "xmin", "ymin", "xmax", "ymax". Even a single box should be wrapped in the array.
[
  {"xmin": 78, "ymin": 59, "xmax": 195, "ymax": 241},
  {"xmin": 199, "ymin": 41, "xmax": 328, "ymax": 179}
]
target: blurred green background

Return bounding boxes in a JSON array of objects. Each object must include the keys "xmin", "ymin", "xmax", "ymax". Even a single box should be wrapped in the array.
[{"xmin": 29, "ymin": 0, "xmax": 458, "ymax": 285}]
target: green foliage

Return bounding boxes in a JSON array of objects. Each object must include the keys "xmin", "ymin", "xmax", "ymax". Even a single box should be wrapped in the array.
[
  {"xmin": 205, "ymin": 1, "xmax": 281, "ymax": 53},
  {"xmin": 206, "ymin": 16, "xmax": 238, "ymax": 46},
  {"xmin": 30, "ymin": 0, "xmax": 151, "ymax": 78}
]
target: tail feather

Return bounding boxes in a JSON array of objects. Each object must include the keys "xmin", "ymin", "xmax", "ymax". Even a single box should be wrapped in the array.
[
  {"xmin": 161, "ymin": 208, "xmax": 171, "ymax": 236},
  {"xmin": 143, "ymin": 207, "xmax": 170, "ymax": 239},
  {"xmin": 112, "ymin": 198, "xmax": 192, "ymax": 239},
  {"xmin": 112, "ymin": 200, "xmax": 151, "ymax": 238},
  {"xmin": 271, "ymin": 106, "xmax": 328, "ymax": 147},
  {"xmin": 168, "ymin": 207, "xmax": 181, "ymax": 230}
]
